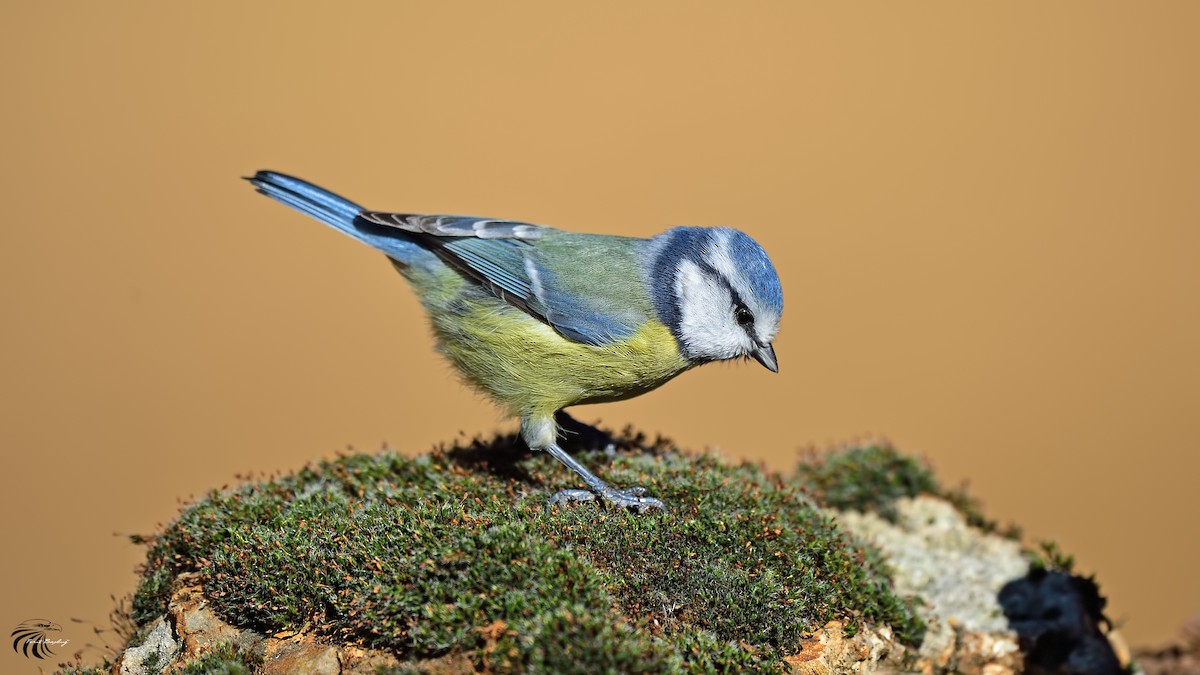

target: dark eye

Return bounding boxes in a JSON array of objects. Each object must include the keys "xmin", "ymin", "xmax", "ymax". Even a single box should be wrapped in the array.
[{"xmin": 735, "ymin": 305, "xmax": 754, "ymax": 326}]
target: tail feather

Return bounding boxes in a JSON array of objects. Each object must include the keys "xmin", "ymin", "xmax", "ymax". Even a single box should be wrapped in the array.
[
  {"xmin": 245, "ymin": 171, "xmax": 431, "ymax": 265},
  {"xmin": 246, "ymin": 171, "xmax": 362, "ymax": 227}
]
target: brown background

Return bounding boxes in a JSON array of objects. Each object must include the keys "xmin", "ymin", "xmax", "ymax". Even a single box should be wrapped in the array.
[{"xmin": 2, "ymin": 2, "xmax": 1197, "ymax": 671}]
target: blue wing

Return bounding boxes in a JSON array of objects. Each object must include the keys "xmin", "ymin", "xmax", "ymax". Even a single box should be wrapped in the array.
[{"xmin": 359, "ymin": 210, "xmax": 644, "ymax": 346}]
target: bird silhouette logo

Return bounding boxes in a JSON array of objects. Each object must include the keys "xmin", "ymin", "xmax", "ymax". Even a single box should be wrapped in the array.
[{"xmin": 10, "ymin": 619, "xmax": 64, "ymax": 659}]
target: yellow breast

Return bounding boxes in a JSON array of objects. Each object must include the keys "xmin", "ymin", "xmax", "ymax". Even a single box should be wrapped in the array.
[{"xmin": 429, "ymin": 301, "xmax": 692, "ymax": 418}]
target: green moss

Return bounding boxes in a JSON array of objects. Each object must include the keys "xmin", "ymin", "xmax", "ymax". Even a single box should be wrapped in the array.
[
  {"xmin": 1027, "ymin": 539, "xmax": 1077, "ymax": 574},
  {"xmin": 131, "ymin": 564, "xmax": 173, "ymax": 625},
  {"xmin": 793, "ymin": 443, "xmax": 940, "ymax": 522},
  {"xmin": 131, "ymin": 429, "xmax": 924, "ymax": 672},
  {"xmin": 141, "ymin": 649, "xmax": 162, "ymax": 671},
  {"xmin": 794, "ymin": 442, "xmax": 1021, "ymax": 539},
  {"xmin": 177, "ymin": 642, "xmax": 262, "ymax": 674}
]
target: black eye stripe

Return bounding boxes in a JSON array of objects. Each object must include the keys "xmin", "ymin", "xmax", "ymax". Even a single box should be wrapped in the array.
[
  {"xmin": 696, "ymin": 261, "xmax": 759, "ymax": 333},
  {"xmin": 696, "ymin": 261, "xmax": 751, "ymax": 311}
]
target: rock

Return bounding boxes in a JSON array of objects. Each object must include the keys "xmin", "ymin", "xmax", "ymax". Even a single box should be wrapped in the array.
[
  {"xmin": 117, "ymin": 617, "xmax": 179, "ymax": 675},
  {"xmin": 835, "ymin": 495, "xmax": 1028, "ymax": 673},
  {"xmin": 786, "ymin": 621, "xmax": 902, "ymax": 674},
  {"xmin": 114, "ymin": 578, "xmax": 401, "ymax": 675},
  {"xmin": 259, "ymin": 641, "xmax": 340, "ymax": 675},
  {"xmin": 169, "ymin": 573, "xmax": 257, "ymax": 659}
]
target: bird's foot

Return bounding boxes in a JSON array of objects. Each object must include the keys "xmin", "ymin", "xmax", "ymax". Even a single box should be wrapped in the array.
[{"xmin": 548, "ymin": 485, "xmax": 665, "ymax": 514}]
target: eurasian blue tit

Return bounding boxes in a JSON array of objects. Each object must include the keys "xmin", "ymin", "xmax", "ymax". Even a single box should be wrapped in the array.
[{"xmin": 246, "ymin": 172, "xmax": 783, "ymax": 512}]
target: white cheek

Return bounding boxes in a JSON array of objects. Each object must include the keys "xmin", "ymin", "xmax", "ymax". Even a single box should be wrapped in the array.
[{"xmin": 675, "ymin": 260, "xmax": 752, "ymax": 361}]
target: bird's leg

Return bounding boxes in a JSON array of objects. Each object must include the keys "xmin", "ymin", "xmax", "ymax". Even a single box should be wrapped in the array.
[
  {"xmin": 554, "ymin": 410, "xmax": 617, "ymax": 454},
  {"xmin": 542, "ymin": 442, "xmax": 664, "ymax": 513}
]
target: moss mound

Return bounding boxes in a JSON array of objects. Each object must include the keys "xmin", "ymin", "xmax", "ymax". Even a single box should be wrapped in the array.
[
  {"xmin": 130, "ymin": 430, "xmax": 924, "ymax": 673},
  {"xmin": 794, "ymin": 442, "xmax": 1020, "ymax": 539},
  {"xmin": 793, "ymin": 443, "xmax": 940, "ymax": 522}
]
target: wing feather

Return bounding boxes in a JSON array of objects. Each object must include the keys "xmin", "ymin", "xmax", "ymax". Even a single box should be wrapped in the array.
[
  {"xmin": 361, "ymin": 210, "xmax": 644, "ymax": 346},
  {"xmin": 359, "ymin": 211, "xmax": 548, "ymax": 239}
]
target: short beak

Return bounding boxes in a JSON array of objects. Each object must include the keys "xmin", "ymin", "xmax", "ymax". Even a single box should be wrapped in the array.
[{"xmin": 752, "ymin": 343, "xmax": 779, "ymax": 373}]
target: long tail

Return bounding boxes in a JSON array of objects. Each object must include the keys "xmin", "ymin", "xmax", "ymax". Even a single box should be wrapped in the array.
[{"xmin": 245, "ymin": 171, "xmax": 430, "ymax": 264}]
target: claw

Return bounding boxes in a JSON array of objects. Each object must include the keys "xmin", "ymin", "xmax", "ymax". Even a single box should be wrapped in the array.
[
  {"xmin": 548, "ymin": 489, "xmax": 596, "ymax": 508},
  {"xmin": 602, "ymin": 486, "xmax": 665, "ymax": 513},
  {"xmin": 540, "ymin": 440, "xmax": 665, "ymax": 514},
  {"xmin": 548, "ymin": 485, "xmax": 665, "ymax": 513}
]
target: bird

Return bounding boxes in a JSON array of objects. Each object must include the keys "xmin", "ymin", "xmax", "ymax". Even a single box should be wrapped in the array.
[{"xmin": 245, "ymin": 171, "xmax": 783, "ymax": 512}]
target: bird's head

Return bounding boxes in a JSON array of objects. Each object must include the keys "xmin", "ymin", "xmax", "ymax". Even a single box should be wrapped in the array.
[
  {"xmin": 19, "ymin": 620, "xmax": 61, "ymax": 632},
  {"xmin": 647, "ymin": 226, "xmax": 783, "ymax": 371}
]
